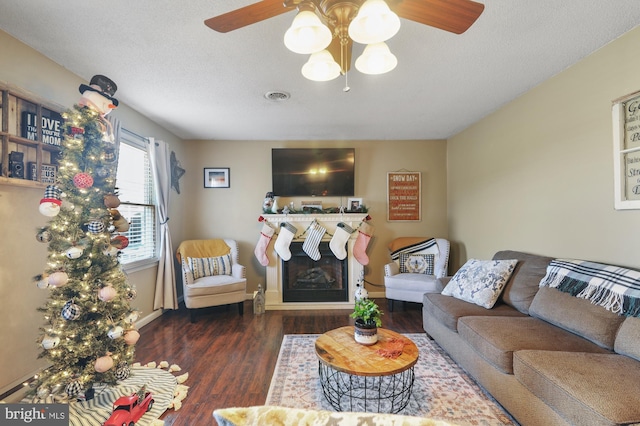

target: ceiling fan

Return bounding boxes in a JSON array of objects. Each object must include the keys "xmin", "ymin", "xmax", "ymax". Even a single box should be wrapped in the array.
[{"xmin": 205, "ymin": 0, "xmax": 484, "ymax": 80}]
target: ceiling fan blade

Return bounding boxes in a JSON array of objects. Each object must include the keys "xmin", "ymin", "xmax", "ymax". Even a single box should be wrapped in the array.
[
  {"xmin": 205, "ymin": 0, "xmax": 296, "ymax": 33},
  {"xmin": 390, "ymin": 0, "xmax": 484, "ymax": 34}
]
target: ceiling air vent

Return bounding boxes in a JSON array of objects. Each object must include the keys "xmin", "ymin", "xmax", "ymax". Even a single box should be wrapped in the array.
[{"xmin": 264, "ymin": 91, "xmax": 290, "ymax": 101}]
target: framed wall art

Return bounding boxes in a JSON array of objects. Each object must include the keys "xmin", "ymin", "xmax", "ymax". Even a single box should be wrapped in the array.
[
  {"xmin": 612, "ymin": 90, "xmax": 640, "ymax": 209},
  {"xmin": 387, "ymin": 171, "xmax": 421, "ymax": 221},
  {"xmin": 204, "ymin": 167, "xmax": 230, "ymax": 188}
]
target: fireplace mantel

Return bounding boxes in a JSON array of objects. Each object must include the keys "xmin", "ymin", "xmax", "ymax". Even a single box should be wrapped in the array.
[
  {"xmin": 262, "ymin": 213, "xmax": 369, "ymax": 310},
  {"xmin": 260, "ymin": 212, "xmax": 369, "ymax": 225}
]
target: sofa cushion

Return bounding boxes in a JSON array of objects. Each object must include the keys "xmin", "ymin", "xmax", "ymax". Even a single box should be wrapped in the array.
[
  {"xmin": 423, "ymin": 293, "xmax": 525, "ymax": 332},
  {"xmin": 514, "ymin": 350, "xmax": 640, "ymax": 426},
  {"xmin": 183, "ymin": 275, "xmax": 246, "ymax": 298},
  {"xmin": 442, "ymin": 259, "xmax": 518, "ymax": 309},
  {"xmin": 614, "ymin": 316, "xmax": 640, "ymax": 361},
  {"xmin": 492, "ymin": 250, "xmax": 554, "ymax": 315},
  {"xmin": 529, "ymin": 287, "xmax": 626, "ymax": 350},
  {"xmin": 399, "ymin": 252, "xmax": 435, "ymax": 275},
  {"xmin": 385, "ymin": 274, "xmax": 444, "ymax": 292},
  {"xmin": 458, "ymin": 316, "xmax": 611, "ymax": 374}
]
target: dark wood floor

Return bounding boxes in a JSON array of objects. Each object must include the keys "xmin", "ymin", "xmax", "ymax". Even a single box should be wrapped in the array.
[{"xmin": 135, "ymin": 299, "xmax": 425, "ymax": 425}]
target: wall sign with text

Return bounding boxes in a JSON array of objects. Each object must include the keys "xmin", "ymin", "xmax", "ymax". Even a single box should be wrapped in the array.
[
  {"xmin": 21, "ymin": 111, "xmax": 63, "ymax": 146},
  {"xmin": 28, "ymin": 162, "xmax": 57, "ymax": 184},
  {"xmin": 612, "ymin": 90, "xmax": 640, "ymax": 209},
  {"xmin": 387, "ymin": 171, "xmax": 421, "ymax": 221}
]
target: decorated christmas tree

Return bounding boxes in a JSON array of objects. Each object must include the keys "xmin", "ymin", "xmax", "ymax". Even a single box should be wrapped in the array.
[{"xmin": 32, "ymin": 75, "xmax": 139, "ymax": 399}]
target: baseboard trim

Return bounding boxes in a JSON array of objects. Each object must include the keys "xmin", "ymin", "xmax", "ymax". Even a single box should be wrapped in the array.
[{"xmin": 136, "ymin": 309, "xmax": 163, "ymax": 329}]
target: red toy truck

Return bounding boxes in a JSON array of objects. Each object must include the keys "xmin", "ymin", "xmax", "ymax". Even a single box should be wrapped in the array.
[{"xmin": 103, "ymin": 391, "xmax": 154, "ymax": 426}]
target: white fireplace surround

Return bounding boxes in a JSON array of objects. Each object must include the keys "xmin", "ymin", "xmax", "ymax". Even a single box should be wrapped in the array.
[{"xmin": 262, "ymin": 213, "xmax": 369, "ymax": 310}]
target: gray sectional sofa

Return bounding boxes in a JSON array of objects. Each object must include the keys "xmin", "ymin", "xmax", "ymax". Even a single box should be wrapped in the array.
[{"xmin": 422, "ymin": 250, "xmax": 640, "ymax": 426}]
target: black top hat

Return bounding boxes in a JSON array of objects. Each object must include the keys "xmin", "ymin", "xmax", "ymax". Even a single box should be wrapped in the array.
[{"xmin": 79, "ymin": 74, "xmax": 119, "ymax": 107}]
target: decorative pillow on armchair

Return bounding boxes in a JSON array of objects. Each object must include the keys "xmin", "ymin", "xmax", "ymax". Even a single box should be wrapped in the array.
[
  {"xmin": 187, "ymin": 254, "xmax": 232, "ymax": 279},
  {"xmin": 399, "ymin": 253, "xmax": 435, "ymax": 275},
  {"xmin": 442, "ymin": 259, "xmax": 518, "ymax": 308}
]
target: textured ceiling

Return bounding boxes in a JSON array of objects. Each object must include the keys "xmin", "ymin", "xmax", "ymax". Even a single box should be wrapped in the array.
[{"xmin": 1, "ymin": 0, "xmax": 639, "ymax": 141}]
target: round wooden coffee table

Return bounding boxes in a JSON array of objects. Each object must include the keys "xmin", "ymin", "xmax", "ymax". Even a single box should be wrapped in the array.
[{"xmin": 314, "ymin": 326, "xmax": 419, "ymax": 413}]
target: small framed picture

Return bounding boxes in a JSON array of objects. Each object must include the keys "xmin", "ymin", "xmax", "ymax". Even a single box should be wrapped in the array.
[
  {"xmin": 348, "ymin": 198, "xmax": 363, "ymax": 211},
  {"xmin": 204, "ymin": 167, "xmax": 230, "ymax": 188}
]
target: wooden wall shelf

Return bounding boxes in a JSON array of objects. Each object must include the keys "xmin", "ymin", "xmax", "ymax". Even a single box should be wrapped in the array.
[{"xmin": 0, "ymin": 83, "xmax": 64, "ymax": 187}]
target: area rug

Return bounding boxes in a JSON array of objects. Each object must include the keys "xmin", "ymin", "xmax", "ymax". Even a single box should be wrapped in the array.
[{"xmin": 266, "ymin": 334, "xmax": 517, "ymax": 426}]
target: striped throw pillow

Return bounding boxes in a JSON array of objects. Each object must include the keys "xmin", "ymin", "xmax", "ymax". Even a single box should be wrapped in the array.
[{"xmin": 187, "ymin": 254, "xmax": 232, "ymax": 279}]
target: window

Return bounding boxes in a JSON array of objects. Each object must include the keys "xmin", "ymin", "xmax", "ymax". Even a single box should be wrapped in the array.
[
  {"xmin": 613, "ymin": 90, "xmax": 640, "ymax": 209},
  {"xmin": 115, "ymin": 129, "xmax": 157, "ymax": 267}
]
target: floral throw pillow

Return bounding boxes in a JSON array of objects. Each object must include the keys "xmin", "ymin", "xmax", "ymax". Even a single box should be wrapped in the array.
[
  {"xmin": 399, "ymin": 253, "xmax": 435, "ymax": 275},
  {"xmin": 187, "ymin": 254, "xmax": 232, "ymax": 279},
  {"xmin": 442, "ymin": 259, "xmax": 518, "ymax": 309}
]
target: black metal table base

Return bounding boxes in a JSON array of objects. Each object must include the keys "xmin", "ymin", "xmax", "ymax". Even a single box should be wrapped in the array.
[{"xmin": 318, "ymin": 362, "xmax": 415, "ymax": 414}]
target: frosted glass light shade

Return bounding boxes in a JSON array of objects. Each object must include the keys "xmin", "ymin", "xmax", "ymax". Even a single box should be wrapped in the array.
[
  {"xmin": 301, "ymin": 50, "xmax": 341, "ymax": 81},
  {"xmin": 348, "ymin": 0, "xmax": 400, "ymax": 44},
  {"xmin": 355, "ymin": 42, "xmax": 397, "ymax": 75},
  {"xmin": 284, "ymin": 10, "xmax": 332, "ymax": 54}
]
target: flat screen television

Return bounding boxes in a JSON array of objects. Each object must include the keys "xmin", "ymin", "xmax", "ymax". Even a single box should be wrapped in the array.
[{"xmin": 272, "ymin": 148, "xmax": 355, "ymax": 197}]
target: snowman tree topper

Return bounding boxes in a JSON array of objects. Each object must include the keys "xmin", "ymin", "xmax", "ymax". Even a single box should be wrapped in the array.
[{"xmin": 78, "ymin": 74, "xmax": 119, "ymax": 116}]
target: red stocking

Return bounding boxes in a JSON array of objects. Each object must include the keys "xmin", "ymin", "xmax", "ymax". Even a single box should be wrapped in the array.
[
  {"xmin": 353, "ymin": 222, "xmax": 374, "ymax": 266},
  {"xmin": 254, "ymin": 224, "xmax": 275, "ymax": 266}
]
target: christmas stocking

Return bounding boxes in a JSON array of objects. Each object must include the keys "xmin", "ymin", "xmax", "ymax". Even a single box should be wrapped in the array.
[
  {"xmin": 303, "ymin": 221, "xmax": 327, "ymax": 261},
  {"xmin": 254, "ymin": 223, "xmax": 275, "ymax": 266},
  {"xmin": 329, "ymin": 222, "xmax": 354, "ymax": 260},
  {"xmin": 353, "ymin": 222, "xmax": 374, "ymax": 266},
  {"xmin": 274, "ymin": 222, "xmax": 298, "ymax": 261}
]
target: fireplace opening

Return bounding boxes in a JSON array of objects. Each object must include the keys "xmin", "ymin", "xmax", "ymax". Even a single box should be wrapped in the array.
[{"xmin": 282, "ymin": 242, "xmax": 348, "ymax": 303}]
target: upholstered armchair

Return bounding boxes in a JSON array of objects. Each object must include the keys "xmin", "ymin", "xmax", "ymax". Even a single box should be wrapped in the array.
[
  {"xmin": 383, "ymin": 237, "xmax": 450, "ymax": 311},
  {"xmin": 176, "ymin": 239, "xmax": 247, "ymax": 322}
]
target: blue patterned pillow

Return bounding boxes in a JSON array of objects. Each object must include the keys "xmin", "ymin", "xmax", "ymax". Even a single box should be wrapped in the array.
[
  {"xmin": 399, "ymin": 253, "xmax": 435, "ymax": 275},
  {"xmin": 442, "ymin": 259, "xmax": 518, "ymax": 308},
  {"xmin": 187, "ymin": 254, "xmax": 232, "ymax": 279}
]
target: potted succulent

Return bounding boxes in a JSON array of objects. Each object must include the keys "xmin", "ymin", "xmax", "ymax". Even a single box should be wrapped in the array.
[{"xmin": 350, "ymin": 297, "xmax": 383, "ymax": 345}]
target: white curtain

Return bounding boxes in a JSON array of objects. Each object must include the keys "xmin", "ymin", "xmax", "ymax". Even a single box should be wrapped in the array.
[{"xmin": 148, "ymin": 138, "xmax": 178, "ymax": 310}]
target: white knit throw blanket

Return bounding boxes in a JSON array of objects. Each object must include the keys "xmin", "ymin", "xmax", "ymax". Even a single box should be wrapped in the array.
[{"xmin": 539, "ymin": 258, "xmax": 640, "ymax": 317}]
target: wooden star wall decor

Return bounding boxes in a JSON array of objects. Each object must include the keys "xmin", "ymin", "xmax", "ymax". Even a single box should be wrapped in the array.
[{"xmin": 170, "ymin": 151, "xmax": 185, "ymax": 194}]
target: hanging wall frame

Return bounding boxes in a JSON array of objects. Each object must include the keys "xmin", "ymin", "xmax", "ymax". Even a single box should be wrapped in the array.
[
  {"xmin": 612, "ymin": 90, "xmax": 640, "ymax": 210},
  {"xmin": 387, "ymin": 171, "xmax": 421, "ymax": 221}
]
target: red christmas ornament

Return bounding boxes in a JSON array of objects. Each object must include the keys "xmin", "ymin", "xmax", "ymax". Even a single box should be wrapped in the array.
[
  {"xmin": 73, "ymin": 172, "xmax": 94, "ymax": 189},
  {"xmin": 111, "ymin": 235, "xmax": 129, "ymax": 249}
]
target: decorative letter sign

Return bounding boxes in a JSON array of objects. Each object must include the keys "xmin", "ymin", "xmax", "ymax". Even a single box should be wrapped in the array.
[
  {"xmin": 387, "ymin": 171, "xmax": 421, "ymax": 221},
  {"xmin": 21, "ymin": 111, "xmax": 63, "ymax": 146}
]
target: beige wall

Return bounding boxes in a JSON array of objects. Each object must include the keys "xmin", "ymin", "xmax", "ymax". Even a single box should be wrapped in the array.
[
  {"xmin": 447, "ymin": 26, "xmax": 640, "ymax": 271},
  {"xmin": 0, "ymin": 31, "xmax": 187, "ymax": 395},
  {"xmin": 180, "ymin": 140, "xmax": 448, "ymax": 297}
]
